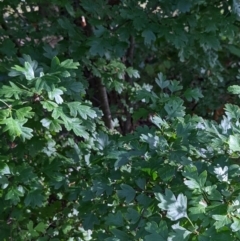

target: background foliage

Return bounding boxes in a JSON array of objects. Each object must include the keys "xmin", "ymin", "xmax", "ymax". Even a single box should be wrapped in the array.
[{"xmin": 1, "ymin": 0, "xmax": 240, "ymax": 240}]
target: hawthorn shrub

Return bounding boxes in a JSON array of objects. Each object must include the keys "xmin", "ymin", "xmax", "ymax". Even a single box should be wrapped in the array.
[{"xmin": 1, "ymin": 56, "xmax": 240, "ymax": 240}]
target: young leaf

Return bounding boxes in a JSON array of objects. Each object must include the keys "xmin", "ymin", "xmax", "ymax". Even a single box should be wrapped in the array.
[
  {"xmin": 0, "ymin": 82, "xmax": 25, "ymax": 99},
  {"xmin": 212, "ymin": 215, "xmax": 231, "ymax": 229},
  {"xmin": 228, "ymin": 85, "xmax": 240, "ymax": 95},
  {"xmin": 24, "ymin": 62, "xmax": 35, "ymax": 80},
  {"xmin": 156, "ymin": 190, "xmax": 188, "ymax": 221},
  {"xmin": 41, "ymin": 101, "xmax": 58, "ymax": 111},
  {"xmin": 166, "ymin": 194, "xmax": 188, "ymax": 221},
  {"xmin": 225, "ymin": 104, "xmax": 240, "ymax": 120},
  {"xmin": 48, "ymin": 88, "xmax": 64, "ymax": 104},
  {"xmin": 164, "ymin": 99, "xmax": 185, "ymax": 118},
  {"xmin": 213, "ymin": 166, "xmax": 228, "ymax": 182},
  {"xmin": 126, "ymin": 67, "xmax": 140, "ymax": 78},
  {"xmin": 41, "ymin": 118, "xmax": 62, "ymax": 132},
  {"xmin": 20, "ymin": 125, "xmax": 34, "ymax": 141},
  {"xmin": 5, "ymin": 186, "xmax": 24, "ymax": 205},
  {"xmin": 155, "ymin": 189, "xmax": 176, "ymax": 210},
  {"xmin": 67, "ymin": 118, "xmax": 89, "ymax": 138},
  {"xmin": 168, "ymin": 223, "xmax": 191, "ymax": 241},
  {"xmin": 231, "ymin": 217, "xmax": 240, "ymax": 232},
  {"xmin": 51, "ymin": 56, "xmax": 61, "ymax": 71},
  {"xmin": 168, "ymin": 80, "xmax": 183, "ymax": 93},
  {"xmin": 15, "ymin": 107, "xmax": 34, "ymax": 121},
  {"xmin": 155, "ymin": 73, "xmax": 170, "ymax": 89},
  {"xmin": 67, "ymin": 102, "xmax": 97, "ymax": 119},
  {"xmin": 60, "ymin": 59, "xmax": 80, "ymax": 69},
  {"xmin": 228, "ymin": 135, "xmax": 240, "ymax": 152},
  {"xmin": 1, "ymin": 117, "xmax": 22, "ymax": 137},
  {"xmin": 35, "ymin": 75, "xmax": 59, "ymax": 92}
]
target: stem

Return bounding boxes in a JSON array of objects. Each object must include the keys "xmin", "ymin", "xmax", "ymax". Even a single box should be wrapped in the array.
[
  {"xmin": 0, "ymin": 99, "xmax": 12, "ymax": 108},
  {"xmin": 96, "ymin": 78, "xmax": 113, "ymax": 129},
  {"xmin": 186, "ymin": 216, "xmax": 199, "ymax": 234},
  {"xmin": 186, "ymin": 216, "xmax": 195, "ymax": 228}
]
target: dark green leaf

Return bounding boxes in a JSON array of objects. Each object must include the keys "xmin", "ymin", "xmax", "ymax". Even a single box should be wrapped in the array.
[{"xmin": 117, "ymin": 184, "xmax": 136, "ymax": 203}]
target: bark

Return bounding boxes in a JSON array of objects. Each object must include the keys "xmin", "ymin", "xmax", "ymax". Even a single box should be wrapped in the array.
[{"xmin": 95, "ymin": 78, "xmax": 113, "ymax": 129}]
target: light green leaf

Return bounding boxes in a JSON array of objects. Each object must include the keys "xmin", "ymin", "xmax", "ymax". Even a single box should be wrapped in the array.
[
  {"xmin": 67, "ymin": 102, "xmax": 97, "ymax": 119},
  {"xmin": 1, "ymin": 117, "xmax": 22, "ymax": 137},
  {"xmin": 24, "ymin": 62, "xmax": 35, "ymax": 80},
  {"xmin": 189, "ymin": 202, "xmax": 206, "ymax": 215},
  {"xmin": 51, "ymin": 56, "xmax": 60, "ymax": 71},
  {"xmin": 35, "ymin": 222, "xmax": 46, "ymax": 233},
  {"xmin": 41, "ymin": 100, "xmax": 58, "ymax": 111},
  {"xmin": 184, "ymin": 179, "xmax": 201, "ymax": 190},
  {"xmin": 168, "ymin": 80, "xmax": 183, "ymax": 93},
  {"xmin": 204, "ymin": 185, "xmax": 223, "ymax": 201},
  {"xmin": 225, "ymin": 104, "xmax": 240, "ymax": 119},
  {"xmin": 42, "ymin": 140, "xmax": 56, "ymax": 156},
  {"xmin": 164, "ymin": 99, "xmax": 185, "ymax": 118},
  {"xmin": 15, "ymin": 107, "xmax": 34, "ymax": 120},
  {"xmin": 168, "ymin": 223, "xmax": 191, "ymax": 241},
  {"xmin": 48, "ymin": 88, "xmax": 64, "ymax": 104},
  {"xmin": 126, "ymin": 67, "xmax": 140, "ymax": 78},
  {"xmin": 41, "ymin": 118, "xmax": 62, "ymax": 132},
  {"xmin": 228, "ymin": 135, "xmax": 240, "ymax": 152},
  {"xmin": 155, "ymin": 73, "xmax": 169, "ymax": 89},
  {"xmin": 20, "ymin": 125, "xmax": 33, "ymax": 141},
  {"xmin": 167, "ymin": 194, "xmax": 188, "ymax": 221},
  {"xmin": 0, "ymin": 109, "xmax": 11, "ymax": 119},
  {"xmin": 35, "ymin": 75, "xmax": 59, "ymax": 92},
  {"xmin": 213, "ymin": 166, "xmax": 228, "ymax": 182},
  {"xmin": 184, "ymin": 169, "xmax": 207, "ymax": 190},
  {"xmin": 155, "ymin": 189, "xmax": 176, "ymax": 210},
  {"xmin": 212, "ymin": 215, "xmax": 231, "ymax": 229},
  {"xmin": 5, "ymin": 186, "xmax": 24, "ymax": 204},
  {"xmin": 27, "ymin": 221, "xmax": 39, "ymax": 237},
  {"xmin": 156, "ymin": 190, "xmax": 188, "ymax": 221},
  {"xmin": 62, "ymin": 224, "xmax": 72, "ymax": 234},
  {"xmin": 228, "ymin": 85, "xmax": 240, "ymax": 95},
  {"xmin": 231, "ymin": 217, "xmax": 240, "ymax": 232},
  {"xmin": 0, "ymin": 163, "xmax": 11, "ymax": 175},
  {"xmin": 0, "ymin": 82, "xmax": 24, "ymax": 99},
  {"xmin": 60, "ymin": 59, "xmax": 79, "ymax": 69},
  {"xmin": 67, "ymin": 118, "xmax": 89, "ymax": 138}
]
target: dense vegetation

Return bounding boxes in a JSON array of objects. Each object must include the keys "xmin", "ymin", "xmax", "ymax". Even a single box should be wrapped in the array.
[{"xmin": 1, "ymin": 0, "xmax": 240, "ymax": 240}]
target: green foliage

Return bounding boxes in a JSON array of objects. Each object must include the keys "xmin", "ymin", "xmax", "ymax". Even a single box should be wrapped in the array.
[
  {"xmin": 1, "ymin": 55, "xmax": 240, "ymax": 240},
  {"xmin": 1, "ymin": 0, "xmax": 240, "ymax": 240}
]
